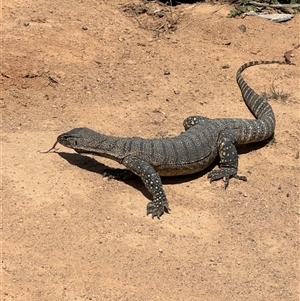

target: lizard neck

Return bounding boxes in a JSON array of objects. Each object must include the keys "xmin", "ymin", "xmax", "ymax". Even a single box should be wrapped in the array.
[{"xmin": 74, "ymin": 132, "xmax": 127, "ymax": 162}]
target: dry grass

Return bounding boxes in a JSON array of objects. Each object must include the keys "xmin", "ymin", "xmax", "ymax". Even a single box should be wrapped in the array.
[
  {"xmin": 262, "ymin": 80, "xmax": 291, "ymax": 102},
  {"xmin": 120, "ymin": 1, "xmax": 180, "ymax": 35}
]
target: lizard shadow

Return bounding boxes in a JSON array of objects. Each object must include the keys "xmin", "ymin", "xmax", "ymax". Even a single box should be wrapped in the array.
[
  {"xmin": 57, "ymin": 139, "xmax": 271, "ymax": 199},
  {"xmin": 155, "ymin": 140, "xmax": 273, "ymax": 185},
  {"xmin": 58, "ymin": 152, "xmax": 152, "ymax": 200},
  {"xmin": 236, "ymin": 138, "xmax": 273, "ymax": 155},
  {"xmin": 57, "ymin": 152, "xmax": 214, "ymax": 200}
]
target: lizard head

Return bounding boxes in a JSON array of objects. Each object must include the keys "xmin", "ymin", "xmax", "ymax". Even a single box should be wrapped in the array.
[
  {"xmin": 57, "ymin": 128, "xmax": 98, "ymax": 151},
  {"xmin": 42, "ymin": 127, "xmax": 114, "ymax": 155},
  {"xmin": 56, "ymin": 127, "xmax": 110, "ymax": 155}
]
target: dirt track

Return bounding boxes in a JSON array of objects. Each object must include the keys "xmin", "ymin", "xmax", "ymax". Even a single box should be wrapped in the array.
[{"xmin": 2, "ymin": 0, "xmax": 300, "ymax": 300}]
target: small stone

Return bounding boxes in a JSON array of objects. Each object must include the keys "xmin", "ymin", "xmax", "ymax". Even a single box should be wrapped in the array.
[
  {"xmin": 24, "ymin": 21, "xmax": 30, "ymax": 26},
  {"xmin": 158, "ymin": 248, "xmax": 163, "ymax": 253},
  {"xmin": 82, "ymin": 25, "xmax": 88, "ymax": 30},
  {"xmin": 221, "ymin": 64, "xmax": 230, "ymax": 69},
  {"xmin": 238, "ymin": 24, "xmax": 246, "ymax": 32},
  {"xmin": 106, "ymin": 216, "xmax": 111, "ymax": 220},
  {"xmin": 164, "ymin": 70, "xmax": 170, "ymax": 75},
  {"xmin": 243, "ymin": 192, "xmax": 248, "ymax": 197}
]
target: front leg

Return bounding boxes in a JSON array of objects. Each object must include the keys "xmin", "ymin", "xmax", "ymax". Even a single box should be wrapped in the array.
[
  {"xmin": 122, "ymin": 155, "xmax": 169, "ymax": 219},
  {"xmin": 208, "ymin": 130, "xmax": 247, "ymax": 188}
]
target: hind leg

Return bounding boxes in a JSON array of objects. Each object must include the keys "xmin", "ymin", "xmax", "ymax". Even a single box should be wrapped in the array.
[{"xmin": 208, "ymin": 130, "xmax": 247, "ymax": 188}]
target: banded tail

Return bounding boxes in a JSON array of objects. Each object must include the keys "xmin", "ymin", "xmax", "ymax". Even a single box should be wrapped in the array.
[
  {"xmin": 236, "ymin": 60, "xmax": 286, "ymax": 142},
  {"xmin": 236, "ymin": 60, "xmax": 286, "ymax": 121}
]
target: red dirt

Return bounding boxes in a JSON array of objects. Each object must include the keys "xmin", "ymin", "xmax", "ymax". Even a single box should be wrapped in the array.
[{"xmin": 2, "ymin": 1, "xmax": 299, "ymax": 300}]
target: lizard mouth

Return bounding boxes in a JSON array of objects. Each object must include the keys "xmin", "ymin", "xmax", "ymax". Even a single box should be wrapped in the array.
[
  {"xmin": 40, "ymin": 133, "xmax": 78, "ymax": 153},
  {"xmin": 57, "ymin": 133, "xmax": 78, "ymax": 148}
]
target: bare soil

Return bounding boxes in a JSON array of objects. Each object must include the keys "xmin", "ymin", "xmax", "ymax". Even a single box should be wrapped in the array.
[{"xmin": 2, "ymin": 1, "xmax": 300, "ymax": 300}]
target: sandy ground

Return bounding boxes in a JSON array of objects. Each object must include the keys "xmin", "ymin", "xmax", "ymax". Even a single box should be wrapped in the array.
[{"xmin": 2, "ymin": 0, "xmax": 300, "ymax": 300}]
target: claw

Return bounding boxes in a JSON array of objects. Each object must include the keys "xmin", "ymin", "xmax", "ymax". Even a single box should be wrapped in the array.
[
  {"xmin": 234, "ymin": 175, "xmax": 247, "ymax": 182},
  {"xmin": 146, "ymin": 200, "xmax": 170, "ymax": 219},
  {"xmin": 208, "ymin": 167, "xmax": 246, "ymax": 188},
  {"xmin": 223, "ymin": 175, "xmax": 230, "ymax": 189}
]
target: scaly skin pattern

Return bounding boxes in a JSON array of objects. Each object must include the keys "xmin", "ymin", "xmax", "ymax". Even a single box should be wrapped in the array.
[{"xmin": 54, "ymin": 60, "xmax": 288, "ymax": 218}]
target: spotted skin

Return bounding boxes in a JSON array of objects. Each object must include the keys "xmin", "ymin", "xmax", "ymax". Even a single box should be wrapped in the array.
[
  {"xmin": 183, "ymin": 116, "xmax": 210, "ymax": 130},
  {"xmin": 122, "ymin": 156, "xmax": 169, "ymax": 218},
  {"xmin": 85, "ymin": 153, "xmax": 169, "ymax": 218},
  {"xmin": 207, "ymin": 131, "xmax": 247, "ymax": 187},
  {"xmin": 48, "ymin": 60, "xmax": 290, "ymax": 218}
]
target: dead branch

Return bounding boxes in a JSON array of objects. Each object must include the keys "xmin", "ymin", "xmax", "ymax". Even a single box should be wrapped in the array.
[{"xmin": 248, "ymin": 1, "xmax": 300, "ymax": 9}]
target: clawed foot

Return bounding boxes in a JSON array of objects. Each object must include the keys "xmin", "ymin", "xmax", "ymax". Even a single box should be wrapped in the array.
[
  {"xmin": 102, "ymin": 168, "xmax": 136, "ymax": 181},
  {"xmin": 146, "ymin": 198, "xmax": 170, "ymax": 219},
  {"xmin": 208, "ymin": 168, "xmax": 247, "ymax": 189}
]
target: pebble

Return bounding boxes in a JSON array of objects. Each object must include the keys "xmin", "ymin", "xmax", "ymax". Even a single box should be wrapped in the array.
[
  {"xmin": 164, "ymin": 70, "xmax": 170, "ymax": 75},
  {"xmin": 82, "ymin": 25, "xmax": 88, "ymax": 30},
  {"xmin": 238, "ymin": 24, "xmax": 247, "ymax": 32},
  {"xmin": 158, "ymin": 248, "xmax": 163, "ymax": 253},
  {"xmin": 24, "ymin": 21, "xmax": 30, "ymax": 26}
]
